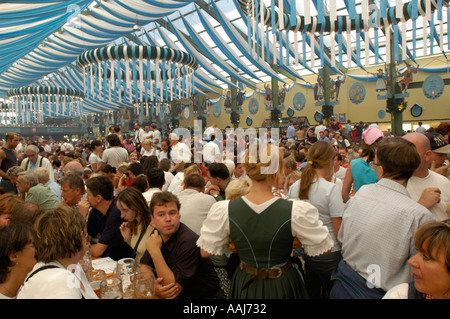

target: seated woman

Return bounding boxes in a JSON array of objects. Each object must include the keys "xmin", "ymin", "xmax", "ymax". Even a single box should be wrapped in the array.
[
  {"xmin": 17, "ymin": 206, "xmax": 98, "ymax": 299},
  {"xmin": 117, "ymin": 187, "xmax": 154, "ymax": 268},
  {"xmin": 0, "ymin": 224, "xmax": 36, "ymax": 299},
  {"xmin": 384, "ymin": 220, "xmax": 450, "ymax": 299}
]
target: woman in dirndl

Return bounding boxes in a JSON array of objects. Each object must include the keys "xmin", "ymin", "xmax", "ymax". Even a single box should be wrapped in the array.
[{"xmin": 197, "ymin": 143, "xmax": 333, "ymax": 299}]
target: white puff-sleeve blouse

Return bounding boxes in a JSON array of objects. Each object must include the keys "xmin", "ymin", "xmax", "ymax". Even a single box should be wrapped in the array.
[{"xmin": 196, "ymin": 197, "xmax": 334, "ymax": 258}]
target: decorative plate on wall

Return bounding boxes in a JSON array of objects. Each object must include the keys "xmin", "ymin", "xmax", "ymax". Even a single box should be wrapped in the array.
[
  {"xmin": 410, "ymin": 103, "xmax": 424, "ymax": 117},
  {"xmin": 348, "ymin": 83, "xmax": 366, "ymax": 104},
  {"xmin": 248, "ymin": 97, "xmax": 259, "ymax": 115},
  {"xmin": 422, "ymin": 74, "xmax": 444, "ymax": 100},
  {"xmin": 314, "ymin": 111, "xmax": 323, "ymax": 122},
  {"xmin": 292, "ymin": 92, "xmax": 306, "ymax": 111}
]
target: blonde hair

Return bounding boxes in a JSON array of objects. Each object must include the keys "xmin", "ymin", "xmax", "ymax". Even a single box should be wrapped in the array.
[
  {"xmin": 225, "ymin": 177, "xmax": 252, "ymax": 200},
  {"xmin": 244, "ymin": 143, "xmax": 284, "ymax": 187},
  {"xmin": 299, "ymin": 141, "xmax": 335, "ymax": 200},
  {"xmin": 142, "ymin": 139, "xmax": 154, "ymax": 147},
  {"xmin": 117, "ymin": 163, "xmax": 129, "ymax": 176},
  {"xmin": 284, "ymin": 170, "xmax": 302, "ymax": 192}
]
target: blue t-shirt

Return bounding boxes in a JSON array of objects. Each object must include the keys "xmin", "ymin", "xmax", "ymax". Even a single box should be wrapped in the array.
[{"xmin": 350, "ymin": 158, "xmax": 378, "ymax": 193}]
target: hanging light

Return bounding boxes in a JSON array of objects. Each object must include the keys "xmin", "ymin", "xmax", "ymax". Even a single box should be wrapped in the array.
[
  {"xmin": 76, "ymin": 45, "xmax": 198, "ymax": 117},
  {"xmin": 5, "ymin": 86, "xmax": 84, "ymax": 124},
  {"xmin": 133, "ymin": 21, "xmax": 141, "ymax": 32}
]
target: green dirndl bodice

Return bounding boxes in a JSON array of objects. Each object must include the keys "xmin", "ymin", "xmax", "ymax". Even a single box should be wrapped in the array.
[{"xmin": 228, "ymin": 197, "xmax": 308, "ymax": 299}]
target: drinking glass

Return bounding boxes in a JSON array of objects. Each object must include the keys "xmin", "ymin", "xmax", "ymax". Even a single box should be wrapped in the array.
[
  {"xmin": 133, "ymin": 272, "xmax": 156, "ymax": 299},
  {"xmin": 115, "ymin": 258, "xmax": 136, "ymax": 299},
  {"xmin": 100, "ymin": 277, "xmax": 123, "ymax": 299},
  {"xmin": 87, "ymin": 269, "xmax": 106, "ymax": 299},
  {"xmin": 80, "ymin": 242, "xmax": 92, "ymax": 273}
]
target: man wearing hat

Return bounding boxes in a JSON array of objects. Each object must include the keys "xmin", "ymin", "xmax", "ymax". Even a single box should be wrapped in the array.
[{"xmin": 426, "ymin": 133, "xmax": 450, "ymax": 179}]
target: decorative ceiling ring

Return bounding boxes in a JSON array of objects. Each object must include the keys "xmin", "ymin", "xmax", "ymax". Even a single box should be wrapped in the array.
[
  {"xmin": 76, "ymin": 45, "xmax": 198, "ymax": 70},
  {"xmin": 4, "ymin": 86, "xmax": 84, "ymax": 124},
  {"xmin": 6, "ymin": 86, "xmax": 84, "ymax": 99},
  {"xmin": 76, "ymin": 45, "xmax": 199, "ymax": 107}
]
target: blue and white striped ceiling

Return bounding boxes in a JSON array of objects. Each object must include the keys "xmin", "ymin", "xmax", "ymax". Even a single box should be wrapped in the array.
[{"xmin": 0, "ymin": 0, "xmax": 449, "ymax": 115}]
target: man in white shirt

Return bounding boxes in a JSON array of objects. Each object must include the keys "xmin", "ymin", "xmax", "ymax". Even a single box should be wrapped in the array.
[
  {"xmin": 178, "ymin": 174, "xmax": 216, "ymax": 235},
  {"xmin": 100, "ymin": 134, "xmax": 128, "ymax": 169},
  {"xmin": 142, "ymin": 125, "xmax": 153, "ymax": 141},
  {"xmin": 142, "ymin": 167, "xmax": 165, "ymax": 206},
  {"xmin": 41, "ymin": 140, "xmax": 52, "ymax": 153},
  {"xmin": 20, "ymin": 145, "xmax": 55, "ymax": 182},
  {"xmin": 314, "ymin": 120, "xmax": 327, "ymax": 138},
  {"xmin": 204, "ymin": 124, "xmax": 217, "ymax": 140},
  {"xmin": 169, "ymin": 133, "xmax": 191, "ymax": 174},
  {"xmin": 202, "ymin": 134, "xmax": 222, "ymax": 165},
  {"xmin": 415, "ymin": 121, "xmax": 426, "ymax": 134},
  {"xmin": 404, "ymin": 132, "xmax": 450, "ymax": 221},
  {"xmin": 150, "ymin": 123, "xmax": 161, "ymax": 149},
  {"xmin": 134, "ymin": 122, "xmax": 145, "ymax": 153},
  {"xmin": 60, "ymin": 139, "xmax": 74, "ymax": 152}
]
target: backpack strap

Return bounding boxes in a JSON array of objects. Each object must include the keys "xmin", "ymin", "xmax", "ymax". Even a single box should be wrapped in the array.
[{"xmin": 26, "ymin": 265, "xmax": 59, "ymax": 282}]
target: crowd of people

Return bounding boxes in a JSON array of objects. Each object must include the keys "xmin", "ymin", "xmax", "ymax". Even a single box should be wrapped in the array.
[{"xmin": 0, "ymin": 118, "xmax": 449, "ymax": 300}]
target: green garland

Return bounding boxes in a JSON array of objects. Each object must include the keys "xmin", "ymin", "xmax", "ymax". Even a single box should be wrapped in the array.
[
  {"xmin": 230, "ymin": 111, "xmax": 240, "ymax": 125},
  {"xmin": 270, "ymin": 108, "xmax": 281, "ymax": 123},
  {"xmin": 386, "ymin": 83, "xmax": 408, "ymax": 113},
  {"xmin": 322, "ymin": 104, "xmax": 334, "ymax": 120}
]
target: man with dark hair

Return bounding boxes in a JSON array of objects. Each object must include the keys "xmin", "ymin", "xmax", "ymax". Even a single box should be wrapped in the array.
[
  {"xmin": 139, "ymin": 191, "xmax": 222, "ymax": 299},
  {"xmin": 134, "ymin": 122, "xmax": 145, "ymax": 153},
  {"xmin": 142, "ymin": 167, "xmax": 165, "ymax": 205},
  {"xmin": 330, "ymin": 137, "xmax": 436, "ymax": 299},
  {"xmin": 0, "ymin": 132, "xmax": 20, "ymax": 193},
  {"xmin": 128, "ymin": 162, "xmax": 144, "ymax": 179},
  {"xmin": 202, "ymin": 134, "xmax": 221, "ymax": 165},
  {"xmin": 100, "ymin": 134, "xmax": 128, "ymax": 169},
  {"xmin": 85, "ymin": 175, "xmax": 132, "ymax": 260},
  {"xmin": 205, "ymin": 163, "xmax": 230, "ymax": 201}
]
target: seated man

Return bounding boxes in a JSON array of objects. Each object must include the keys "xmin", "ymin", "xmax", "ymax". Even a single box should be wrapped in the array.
[
  {"xmin": 33, "ymin": 167, "xmax": 61, "ymax": 200},
  {"xmin": 139, "ymin": 191, "xmax": 222, "ymax": 299},
  {"xmin": 9, "ymin": 201, "xmax": 46, "ymax": 228},
  {"xmin": 84, "ymin": 175, "xmax": 132, "ymax": 261},
  {"xmin": 142, "ymin": 167, "xmax": 165, "ymax": 206},
  {"xmin": 205, "ymin": 163, "xmax": 231, "ymax": 201},
  {"xmin": 16, "ymin": 171, "xmax": 60, "ymax": 211},
  {"xmin": 59, "ymin": 174, "xmax": 86, "ymax": 209}
]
